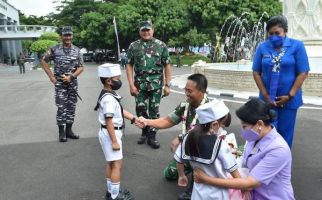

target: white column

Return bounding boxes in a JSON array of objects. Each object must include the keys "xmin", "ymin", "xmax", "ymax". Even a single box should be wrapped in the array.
[
  {"xmin": 0, "ymin": 17, "xmax": 4, "ymax": 62},
  {"xmin": 1, "ymin": 17, "xmax": 11, "ymax": 64},
  {"xmin": 16, "ymin": 40, "xmax": 22, "ymax": 55},
  {"xmin": 6, "ymin": 19, "xmax": 17, "ymax": 64},
  {"xmin": 13, "ymin": 21, "xmax": 22, "ymax": 56}
]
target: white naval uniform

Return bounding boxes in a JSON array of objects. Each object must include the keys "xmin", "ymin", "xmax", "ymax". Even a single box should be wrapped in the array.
[
  {"xmin": 174, "ymin": 134, "xmax": 238, "ymax": 200},
  {"xmin": 98, "ymin": 92, "xmax": 124, "ymax": 162}
]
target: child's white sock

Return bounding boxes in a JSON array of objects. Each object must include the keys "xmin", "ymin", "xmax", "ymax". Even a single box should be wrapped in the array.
[
  {"xmin": 106, "ymin": 178, "xmax": 111, "ymax": 193},
  {"xmin": 111, "ymin": 182, "xmax": 120, "ymax": 199}
]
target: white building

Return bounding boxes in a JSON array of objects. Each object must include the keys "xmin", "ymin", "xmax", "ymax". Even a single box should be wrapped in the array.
[
  {"xmin": 0, "ymin": 0, "xmax": 57, "ymax": 64},
  {"xmin": 0, "ymin": 0, "xmax": 21, "ymax": 64}
]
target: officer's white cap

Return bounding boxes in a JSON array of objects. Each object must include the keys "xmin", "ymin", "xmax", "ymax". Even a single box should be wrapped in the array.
[
  {"xmin": 196, "ymin": 99, "xmax": 229, "ymax": 124},
  {"xmin": 98, "ymin": 63, "xmax": 121, "ymax": 78}
]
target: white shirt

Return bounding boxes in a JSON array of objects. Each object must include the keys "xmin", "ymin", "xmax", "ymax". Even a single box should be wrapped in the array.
[
  {"xmin": 174, "ymin": 136, "xmax": 238, "ymax": 200},
  {"xmin": 120, "ymin": 52, "xmax": 127, "ymax": 60},
  {"xmin": 98, "ymin": 93, "xmax": 123, "ymax": 127}
]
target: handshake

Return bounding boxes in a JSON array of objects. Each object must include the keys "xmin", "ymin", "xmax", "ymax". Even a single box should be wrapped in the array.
[{"xmin": 133, "ymin": 116, "xmax": 148, "ymax": 129}]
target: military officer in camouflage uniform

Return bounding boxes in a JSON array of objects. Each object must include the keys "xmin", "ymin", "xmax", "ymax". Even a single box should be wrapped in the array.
[
  {"xmin": 126, "ymin": 21, "xmax": 171, "ymax": 149},
  {"xmin": 138, "ymin": 74, "xmax": 209, "ymax": 200},
  {"xmin": 41, "ymin": 26, "xmax": 84, "ymax": 142}
]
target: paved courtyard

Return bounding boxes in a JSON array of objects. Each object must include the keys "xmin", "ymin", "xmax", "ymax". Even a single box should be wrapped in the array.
[{"xmin": 0, "ymin": 63, "xmax": 321, "ymax": 200}]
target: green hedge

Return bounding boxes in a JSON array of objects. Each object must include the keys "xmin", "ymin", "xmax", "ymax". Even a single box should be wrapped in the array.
[
  {"xmin": 170, "ymin": 54, "xmax": 210, "ymax": 66},
  {"xmin": 30, "ymin": 40, "xmax": 58, "ymax": 54}
]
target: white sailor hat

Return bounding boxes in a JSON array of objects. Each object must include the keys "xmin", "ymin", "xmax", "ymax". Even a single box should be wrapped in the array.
[
  {"xmin": 196, "ymin": 99, "xmax": 229, "ymax": 124},
  {"xmin": 98, "ymin": 63, "xmax": 121, "ymax": 78}
]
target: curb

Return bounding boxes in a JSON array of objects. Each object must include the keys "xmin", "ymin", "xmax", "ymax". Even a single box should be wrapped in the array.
[
  {"xmin": 171, "ymin": 74, "xmax": 322, "ymax": 109},
  {"xmin": 219, "ymin": 93, "xmax": 234, "ymax": 98}
]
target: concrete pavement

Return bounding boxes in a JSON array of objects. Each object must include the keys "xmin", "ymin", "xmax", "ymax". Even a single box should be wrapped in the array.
[{"xmin": 0, "ymin": 63, "xmax": 321, "ymax": 200}]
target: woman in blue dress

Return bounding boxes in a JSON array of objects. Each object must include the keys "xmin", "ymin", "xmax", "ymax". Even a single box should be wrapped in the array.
[{"xmin": 252, "ymin": 15, "xmax": 310, "ymax": 148}]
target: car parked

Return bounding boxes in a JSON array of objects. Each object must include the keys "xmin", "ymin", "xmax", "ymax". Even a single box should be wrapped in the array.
[{"xmin": 83, "ymin": 53, "xmax": 94, "ymax": 62}]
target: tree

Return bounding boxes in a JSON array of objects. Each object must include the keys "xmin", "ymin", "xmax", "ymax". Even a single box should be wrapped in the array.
[
  {"xmin": 39, "ymin": 32, "xmax": 60, "ymax": 42},
  {"xmin": 79, "ymin": 12, "xmax": 114, "ymax": 51},
  {"xmin": 53, "ymin": 0, "xmax": 100, "ymax": 27},
  {"xmin": 19, "ymin": 11, "xmax": 53, "ymax": 26},
  {"xmin": 182, "ymin": 28, "xmax": 210, "ymax": 52},
  {"xmin": 44, "ymin": 0, "xmax": 283, "ymax": 56},
  {"xmin": 154, "ymin": 0, "xmax": 190, "ymax": 42},
  {"xmin": 186, "ymin": 0, "xmax": 282, "ymax": 45},
  {"xmin": 22, "ymin": 40, "xmax": 33, "ymax": 53},
  {"xmin": 30, "ymin": 40, "xmax": 57, "ymax": 54},
  {"xmin": 30, "ymin": 32, "xmax": 59, "ymax": 58}
]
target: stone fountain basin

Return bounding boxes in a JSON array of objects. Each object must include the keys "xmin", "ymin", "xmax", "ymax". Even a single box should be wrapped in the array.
[{"xmin": 191, "ymin": 60, "xmax": 322, "ymax": 97}]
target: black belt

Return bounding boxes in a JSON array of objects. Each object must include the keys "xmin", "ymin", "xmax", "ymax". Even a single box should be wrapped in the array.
[{"xmin": 101, "ymin": 124, "xmax": 123, "ymax": 130}]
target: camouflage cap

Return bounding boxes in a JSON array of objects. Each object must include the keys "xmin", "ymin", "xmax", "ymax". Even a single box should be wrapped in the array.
[
  {"xmin": 61, "ymin": 26, "xmax": 73, "ymax": 35},
  {"xmin": 140, "ymin": 21, "xmax": 153, "ymax": 31}
]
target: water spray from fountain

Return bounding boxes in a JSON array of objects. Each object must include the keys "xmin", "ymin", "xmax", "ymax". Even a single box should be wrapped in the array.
[{"xmin": 218, "ymin": 12, "xmax": 269, "ymax": 63}]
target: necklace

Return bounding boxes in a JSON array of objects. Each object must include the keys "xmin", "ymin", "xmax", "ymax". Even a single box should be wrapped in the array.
[{"xmin": 181, "ymin": 94, "xmax": 207, "ymax": 136}]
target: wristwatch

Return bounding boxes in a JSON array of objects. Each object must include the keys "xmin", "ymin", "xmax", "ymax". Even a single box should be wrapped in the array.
[
  {"xmin": 165, "ymin": 84, "xmax": 170, "ymax": 88},
  {"xmin": 288, "ymin": 94, "xmax": 294, "ymax": 100},
  {"xmin": 131, "ymin": 116, "xmax": 136, "ymax": 124}
]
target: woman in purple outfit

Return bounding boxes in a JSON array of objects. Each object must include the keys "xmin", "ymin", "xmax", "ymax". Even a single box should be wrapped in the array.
[{"xmin": 193, "ymin": 98, "xmax": 295, "ymax": 200}]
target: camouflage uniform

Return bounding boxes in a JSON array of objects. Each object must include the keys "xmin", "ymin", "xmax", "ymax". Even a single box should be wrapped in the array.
[
  {"xmin": 43, "ymin": 44, "xmax": 83, "ymax": 125},
  {"xmin": 127, "ymin": 38, "xmax": 170, "ymax": 141},
  {"xmin": 164, "ymin": 97, "xmax": 210, "ymax": 180}
]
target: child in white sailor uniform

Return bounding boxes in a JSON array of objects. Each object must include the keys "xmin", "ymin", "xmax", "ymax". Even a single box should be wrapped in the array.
[
  {"xmin": 95, "ymin": 63, "xmax": 137, "ymax": 200},
  {"xmin": 174, "ymin": 100, "xmax": 242, "ymax": 200}
]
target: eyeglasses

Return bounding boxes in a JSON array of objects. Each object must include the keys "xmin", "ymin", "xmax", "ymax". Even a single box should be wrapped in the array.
[{"xmin": 268, "ymin": 31, "xmax": 281, "ymax": 36}]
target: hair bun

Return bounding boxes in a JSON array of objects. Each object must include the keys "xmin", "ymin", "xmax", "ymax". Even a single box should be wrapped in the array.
[{"xmin": 269, "ymin": 109, "xmax": 276, "ymax": 122}]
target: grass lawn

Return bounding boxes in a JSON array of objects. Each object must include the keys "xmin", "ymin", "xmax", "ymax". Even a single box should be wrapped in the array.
[{"xmin": 170, "ymin": 54, "xmax": 210, "ymax": 66}]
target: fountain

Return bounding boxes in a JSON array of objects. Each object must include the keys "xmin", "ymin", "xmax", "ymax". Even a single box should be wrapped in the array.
[
  {"xmin": 191, "ymin": 0, "xmax": 322, "ymax": 97},
  {"xmin": 217, "ymin": 12, "xmax": 268, "ymax": 63}
]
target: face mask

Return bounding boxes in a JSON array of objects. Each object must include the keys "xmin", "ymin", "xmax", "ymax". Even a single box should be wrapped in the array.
[
  {"xmin": 269, "ymin": 35, "xmax": 284, "ymax": 48},
  {"xmin": 111, "ymin": 79, "xmax": 122, "ymax": 90},
  {"xmin": 240, "ymin": 128, "xmax": 260, "ymax": 142}
]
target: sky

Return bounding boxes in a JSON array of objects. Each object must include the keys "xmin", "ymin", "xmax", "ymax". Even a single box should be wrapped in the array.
[{"xmin": 8, "ymin": 0, "xmax": 60, "ymax": 17}]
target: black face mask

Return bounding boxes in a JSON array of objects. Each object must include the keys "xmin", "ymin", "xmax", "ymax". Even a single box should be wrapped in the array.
[{"xmin": 111, "ymin": 79, "xmax": 122, "ymax": 90}]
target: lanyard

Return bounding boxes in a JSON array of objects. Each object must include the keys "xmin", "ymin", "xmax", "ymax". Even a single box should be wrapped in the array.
[
  {"xmin": 271, "ymin": 47, "xmax": 286, "ymax": 72},
  {"xmin": 181, "ymin": 94, "xmax": 207, "ymax": 135}
]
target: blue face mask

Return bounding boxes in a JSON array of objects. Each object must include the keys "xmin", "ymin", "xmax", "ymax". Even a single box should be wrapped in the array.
[{"xmin": 269, "ymin": 35, "xmax": 285, "ymax": 48}]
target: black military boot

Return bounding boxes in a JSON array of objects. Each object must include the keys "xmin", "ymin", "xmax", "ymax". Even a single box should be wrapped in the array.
[
  {"xmin": 137, "ymin": 128, "xmax": 148, "ymax": 144},
  {"xmin": 147, "ymin": 131, "xmax": 160, "ymax": 149},
  {"xmin": 58, "ymin": 125, "xmax": 67, "ymax": 142},
  {"xmin": 65, "ymin": 123, "xmax": 80, "ymax": 139}
]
